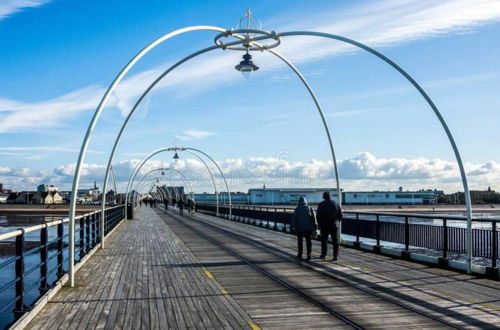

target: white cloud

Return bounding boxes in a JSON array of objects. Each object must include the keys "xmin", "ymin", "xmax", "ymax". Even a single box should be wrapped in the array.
[
  {"xmin": 1, "ymin": 0, "xmax": 500, "ymax": 132},
  {"xmin": 0, "ymin": 85, "xmax": 104, "ymax": 132},
  {"xmin": 1, "ymin": 152, "xmax": 499, "ymax": 193},
  {"xmin": 0, "ymin": 0, "xmax": 50, "ymax": 20},
  {"xmin": 275, "ymin": 0, "xmax": 500, "ymax": 63},
  {"xmin": 175, "ymin": 129, "xmax": 217, "ymax": 141},
  {"xmin": 0, "ymin": 146, "xmax": 103, "ymax": 154}
]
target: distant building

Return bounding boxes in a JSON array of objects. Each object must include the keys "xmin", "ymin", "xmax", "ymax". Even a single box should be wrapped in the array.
[
  {"xmin": 6, "ymin": 192, "xmax": 20, "ymax": 204},
  {"xmin": 248, "ymin": 188, "xmax": 341, "ymax": 204},
  {"xmin": 37, "ymin": 184, "xmax": 58, "ymax": 193},
  {"xmin": 0, "ymin": 183, "xmax": 12, "ymax": 195},
  {"xmin": 14, "ymin": 191, "xmax": 37, "ymax": 204},
  {"xmin": 164, "ymin": 186, "xmax": 185, "ymax": 200},
  {"xmin": 0, "ymin": 194, "xmax": 8, "ymax": 204},
  {"xmin": 193, "ymin": 192, "xmax": 249, "ymax": 204},
  {"xmin": 442, "ymin": 187, "xmax": 500, "ymax": 204},
  {"xmin": 32, "ymin": 191, "xmax": 63, "ymax": 204},
  {"xmin": 77, "ymin": 181, "xmax": 100, "ymax": 202},
  {"xmin": 246, "ymin": 187, "xmax": 442, "ymax": 205},
  {"xmin": 105, "ymin": 190, "xmax": 116, "ymax": 204},
  {"xmin": 344, "ymin": 190, "xmax": 442, "ymax": 205}
]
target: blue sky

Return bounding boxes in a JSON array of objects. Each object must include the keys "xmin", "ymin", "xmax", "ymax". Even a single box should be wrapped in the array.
[{"xmin": 0, "ymin": 0, "xmax": 499, "ymax": 193}]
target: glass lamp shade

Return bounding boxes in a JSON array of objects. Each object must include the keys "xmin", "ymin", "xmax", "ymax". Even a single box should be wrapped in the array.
[{"xmin": 235, "ymin": 52, "xmax": 258, "ymax": 78}]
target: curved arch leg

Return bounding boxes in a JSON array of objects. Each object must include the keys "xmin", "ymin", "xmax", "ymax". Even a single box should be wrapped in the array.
[
  {"xmin": 277, "ymin": 31, "xmax": 473, "ymax": 273},
  {"xmin": 69, "ymin": 25, "xmax": 228, "ymax": 287}
]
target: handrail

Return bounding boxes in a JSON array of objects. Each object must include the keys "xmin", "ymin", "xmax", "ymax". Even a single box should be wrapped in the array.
[
  {"xmin": 196, "ymin": 203, "xmax": 499, "ymax": 273},
  {"xmin": 207, "ymin": 203, "xmax": 500, "ymax": 222},
  {"xmin": 0, "ymin": 204, "xmax": 126, "ymax": 328},
  {"xmin": 0, "ymin": 205, "xmax": 124, "ymax": 241},
  {"xmin": 343, "ymin": 211, "xmax": 500, "ymax": 222}
]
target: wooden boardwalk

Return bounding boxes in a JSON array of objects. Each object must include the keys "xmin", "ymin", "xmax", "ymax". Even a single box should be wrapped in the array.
[
  {"xmin": 25, "ymin": 207, "xmax": 257, "ymax": 329},
  {"xmin": 25, "ymin": 206, "xmax": 500, "ymax": 329}
]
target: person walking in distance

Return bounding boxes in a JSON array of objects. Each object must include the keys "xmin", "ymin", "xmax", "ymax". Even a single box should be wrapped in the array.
[
  {"xmin": 178, "ymin": 198, "xmax": 184, "ymax": 215},
  {"xmin": 317, "ymin": 191, "xmax": 343, "ymax": 261},
  {"xmin": 187, "ymin": 198, "xmax": 195, "ymax": 215},
  {"xmin": 291, "ymin": 197, "xmax": 317, "ymax": 261}
]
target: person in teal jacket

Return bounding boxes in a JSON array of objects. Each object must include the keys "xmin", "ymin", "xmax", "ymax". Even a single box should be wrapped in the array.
[{"xmin": 291, "ymin": 197, "xmax": 317, "ymax": 260}]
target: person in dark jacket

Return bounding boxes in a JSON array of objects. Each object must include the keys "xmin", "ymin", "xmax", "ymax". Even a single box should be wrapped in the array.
[
  {"xmin": 316, "ymin": 191, "xmax": 343, "ymax": 261},
  {"xmin": 178, "ymin": 198, "xmax": 184, "ymax": 215},
  {"xmin": 291, "ymin": 197, "xmax": 317, "ymax": 260},
  {"xmin": 187, "ymin": 198, "xmax": 195, "ymax": 214}
]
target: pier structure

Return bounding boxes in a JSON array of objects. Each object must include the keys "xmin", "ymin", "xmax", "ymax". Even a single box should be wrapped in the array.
[
  {"xmin": 123, "ymin": 146, "xmax": 232, "ymax": 220},
  {"xmin": 8, "ymin": 205, "xmax": 499, "ymax": 329},
  {"xmin": 3, "ymin": 10, "xmax": 494, "ymax": 329},
  {"xmin": 134, "ymin": 167, "xmax": 196, "ymax": 203}
]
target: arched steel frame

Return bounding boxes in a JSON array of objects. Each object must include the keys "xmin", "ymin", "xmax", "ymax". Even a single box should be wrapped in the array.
[
  {"xmin": 67, "ymin": 27, "xmax": 474, "ymax": 286},
  {"xmin": 124, "ymin": 147, "xmax": 221, "ymax": 217},
  {"xmin": 140, "ymin": 181, "xmax": 176, "ymax": 202},
  {"xmin": 137, "ymin": 175, "xmax": 180, "ymax": 202},
  {"xmin": 124, "ymin": 147, "xmax": 230, "ymax": 218},
  {"xmin": 134, "ymin": 167, "xmax": 195, "ymax": 202},
  {"xmin": 160, "ymin": 147, "xmax": 233, "ymax": 217}
]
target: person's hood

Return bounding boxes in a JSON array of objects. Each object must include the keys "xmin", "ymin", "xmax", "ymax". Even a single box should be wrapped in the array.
[{"xmin": 298, "ymin": 197, "xmax": 308, "ymax": 205}]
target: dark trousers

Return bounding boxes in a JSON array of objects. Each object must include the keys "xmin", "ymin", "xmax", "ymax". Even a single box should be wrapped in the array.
[
  {"xmin": 320, "ymin": 226, "xmax": 339, "ymax": 258},
  {"xmin": 297, "ymin": 232, "xmax": 312, "ymax": 257}
]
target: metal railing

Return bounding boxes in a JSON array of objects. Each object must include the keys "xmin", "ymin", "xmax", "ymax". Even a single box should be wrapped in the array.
[
  {"xmin": 196, "ymin": 204, "xmax": 499, "ymax": 270},
  {"xmin": 0, "ymin": 205, "xmax": 125, "ymax": 328}
]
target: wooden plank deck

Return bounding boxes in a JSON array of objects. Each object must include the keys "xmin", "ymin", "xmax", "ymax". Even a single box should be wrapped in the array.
[
  {"xmin": 26, "ymin": 207, "xmax": 258, "ymax": 330},
  {"xmin": 175, "ymin": 209, "xmax": 500, "ymax": 329},
  {"xmin": 25, "ymin": 205, "xmax": 500, "ymax": 329}
]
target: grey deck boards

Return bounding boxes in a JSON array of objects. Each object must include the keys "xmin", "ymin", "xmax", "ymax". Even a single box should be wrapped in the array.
[
  {"xmin": 175, "ymin": 209, "xmax": 500, "ymax": 329},
  {"xmin": 26, "ymin": 207, "xmax": 257, "ymax": 330}
]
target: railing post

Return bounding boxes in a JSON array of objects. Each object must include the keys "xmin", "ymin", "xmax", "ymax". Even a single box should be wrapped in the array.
[
  {"xmin": 105, "ymin": 209, "xmax": 108, "ymax": 235},
  {"xmin": 401, "ymin": 216, "xmax": 411, "ymax": 260},
  {"xmin": 443, "ymin": 218, "xmax": 448, "ymax": 259},
  {"xmin": 356, "ymin": 213, "xmax": 360, "ymax": 242},
  {"xmin": 57, "ymin": 222, "xmax": 64, "ymax": 276},
  {"xmin": 86, "ymin": 215, "xmax": 91, "ymax": 253},
  {"xmin": 352, "ymin": 213, "xmax": 361, "ymax": 249},
  {"xmin": 405, "ymin": 216, "xmax": 410, "ymax": 251},
  {"xmin": 374, "ymin": 214, "xmax": 381, "ymax": 253},
  {"xmin": 40, "ymin": 226, "xmax": 48, "ymax": 292},
  {"xmin": 92, "ymin": 213, "xmax": 97, "ymax": 246},
  {"xmin": 15, "ymin": 229, "xmax": 25, "ymax": 315},
  {"xmin": 492, "ymin": 220, "xmax": 497, "ymax": 269},
  {"xmin": 438, "ymin": 218, "xmax": 449, "ymax": 267},
  {"xmin": 79, "ymin": 217, "xmax": 85, "ymax": 259}
]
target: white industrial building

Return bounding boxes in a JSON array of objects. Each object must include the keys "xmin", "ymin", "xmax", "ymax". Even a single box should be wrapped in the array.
[
  {"xmin": 248, "ymin": 188, "xmax": 341, "ymax": 204},
  {"xmin": 179, "ymin": 186, "xmax": 443, "ymax": 206},
  {"xmin": 193, "ymin": 192, "xmax": 249, "ymax": 204},
  {"xmin": 344, "ymin": 190, "xmax": 442, "ymax": 205}
]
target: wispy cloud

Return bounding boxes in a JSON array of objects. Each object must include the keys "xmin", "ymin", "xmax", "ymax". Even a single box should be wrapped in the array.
[
  {"xmin": 1, "ymin": 0, "xmax": 500, "ymax": 132},
  {"xmin": 0, "ymin": 0, "xmax": 51, "ymax": 20},
  {"xmin": 0, "ymin": 85, "xmax": 104, "ymax": 132},
  {"xmin": 0, "ymin": 146, "xmax": 103, "ymax": 155},
  {"xmin": 175, "ymin": 129, "xmax": 217, "ymax": 141}
]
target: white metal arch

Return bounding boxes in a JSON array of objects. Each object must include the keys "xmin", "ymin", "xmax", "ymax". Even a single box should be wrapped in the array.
[
  {"xmin": 134, "ymin": 167, "xmax": 195, "ymax": 202},
  {"xmin": 124, "ymin": 147, "xmax": 221, "ymax": 215},
  {"xmin": 68, "ymin": 27, "xmax": 474, "ymax": 288}
]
